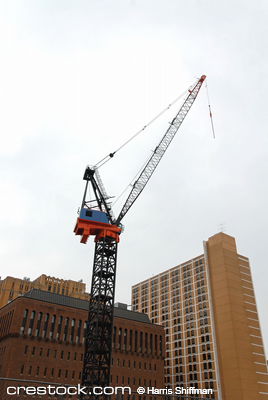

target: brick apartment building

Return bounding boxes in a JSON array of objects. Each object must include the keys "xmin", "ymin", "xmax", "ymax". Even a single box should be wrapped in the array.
[
  {"xmin": 132, "ymin": 233, "xmax": 268, "ymax": 400},
  {"xmin": 0, "ymin": 289, "xmax": 165, "ymax": 400}
]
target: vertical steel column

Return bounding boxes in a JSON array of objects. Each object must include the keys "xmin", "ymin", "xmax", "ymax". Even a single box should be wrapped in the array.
[{"xmin": 81, "ymin": 236, "xmax": 117, "ymax": 400}]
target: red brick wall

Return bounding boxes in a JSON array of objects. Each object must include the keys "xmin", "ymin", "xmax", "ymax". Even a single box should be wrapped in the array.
[{"xmin": 0, "ymin": 296, "xmax": 165, "ymax": 400}]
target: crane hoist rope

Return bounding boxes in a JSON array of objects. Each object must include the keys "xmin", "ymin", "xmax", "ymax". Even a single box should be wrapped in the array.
[{"xmin": 205, "ymin": 79, "xmax": 215, "ymax": 138}]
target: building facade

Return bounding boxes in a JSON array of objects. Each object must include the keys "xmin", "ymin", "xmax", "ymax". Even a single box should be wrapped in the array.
[
  {"xmin": 132, "ymin": 232, "xmax": 268, "ymax": 400},
  {"xmin": 0, "ymin": 274, "xmax": 89, "ymax": 309},
  {"xmin": 0, "ymin": 290, "xmax": 165, "ymax": 400}
]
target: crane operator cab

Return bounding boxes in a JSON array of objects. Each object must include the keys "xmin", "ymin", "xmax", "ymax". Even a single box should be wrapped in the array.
[
  {"xmin": 79, "ymin": 208, "xmax": 110, "ymax": 224},
  {"xmin": 74, "ymin": 207, "xmax": 122, "ymax": 244}
]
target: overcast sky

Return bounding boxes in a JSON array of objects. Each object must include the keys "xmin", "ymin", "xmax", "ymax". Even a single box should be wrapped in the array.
[{"xmin": 1, "ymin": 0, "xmax": 268, "ymax": 353}]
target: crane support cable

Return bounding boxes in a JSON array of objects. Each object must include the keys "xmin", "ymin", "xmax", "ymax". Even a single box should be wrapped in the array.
[
  {"xmin": 112, "ymin": 151, "xmax": 154, "ymax": 210},
  {"xmin": 94, "ymin": 86, "xmax": 192, "ymax": 169},
  {"xmin": 205, "ymin": 80, "xmax": 215, "ymax": 138},
  {"xmin": 116, "ymin": 75, "xmax": 206, "ymax": 226}
]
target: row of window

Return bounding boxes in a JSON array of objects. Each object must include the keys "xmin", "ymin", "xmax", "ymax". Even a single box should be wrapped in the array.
[
  {"xmin": 136, "ymin": 288, "xmax": 208, "ymax": 310},
  {"xmin": 165, "ymin": 359, "xmax": 213, "ymax": 372},
  {"xmin": 20, "ymin": 365, "xmax": 82, "ymax": 380},
  {"xmin": 47, "ymin": 286, "xmax": 69, "ymax": 295},
  {"xmin": 0, "ymin": 310, "xmax": 14, "ymax": 337},
  {"xmin": 112, "ymin": 358, "xmax": 157, "ymax": 372},
  {"xmin": 112, "ymin": 327, "xmax": 163, "ymax": 357},
  {"xmin": 20, "ymin": 310, "xmax": 86, "ymax": 343},
  {"xmin": 23, "ymin": 345, "xmax": 83, "ymax": 362},
  {"xmin": 133, "ymin": 260, "xmax": 204, "ymax": 293},
  {"xmin": 136, "ymin": 278, "xmax": 207, "ymax": 300}
]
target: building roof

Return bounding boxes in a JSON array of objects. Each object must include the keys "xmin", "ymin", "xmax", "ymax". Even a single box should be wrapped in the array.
[{"xmin": 22, "ymin": 289, "xmax": 151, "ymax": 324}]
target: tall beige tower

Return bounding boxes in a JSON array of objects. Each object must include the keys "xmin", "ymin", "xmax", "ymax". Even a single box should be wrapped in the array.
[{"xmin": 132, "ymin": 233, "xmax": 268, "ymax": 400}]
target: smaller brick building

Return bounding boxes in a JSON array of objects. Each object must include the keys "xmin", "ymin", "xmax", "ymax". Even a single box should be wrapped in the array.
[{"xmin": 0, "ymin": 290, "xmax": 165, "ymax": 400}]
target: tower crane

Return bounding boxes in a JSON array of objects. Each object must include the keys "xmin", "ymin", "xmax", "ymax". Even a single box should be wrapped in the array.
[{"xmin": 74, "ymin": 75, "xmax": 206, "ymax": 399}]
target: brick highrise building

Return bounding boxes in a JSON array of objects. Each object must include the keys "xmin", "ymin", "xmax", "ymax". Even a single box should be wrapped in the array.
[
  {"xmin": 132, "ymin": 232, "xmax": 268, "ymax": 400},
  {"xmin": 0, "ymin": 289, "xmax": 165, "ymax": 400}
]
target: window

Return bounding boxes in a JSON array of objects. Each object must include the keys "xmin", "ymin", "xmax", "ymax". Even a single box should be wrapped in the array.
[
  {"xmin": 112, "ymin": 326, "xmax": 116, "ymax": 349},
  {"xmin": 124, "ymin": 329, "xmax": 127, "ymax": 351},
  {"xmin": 76, "ymin": 320, "xmax": 82, "ymax": 343},
  {"xmin": 28, "ymin": 311, "xmax": 36, "ymax": 336},
  {"xmin": 82, "ymin": 322, "xmax": 87, "ymax": 345},
  {"xmin": 129, "ymin": 330, "xmax": 132, "ymax": 351},
  {"xmin": 20, "ymin": 309, "xmax": 28, "ymax": 335},
  {"xmin": 42, "ymin": 313, "xmax": 49, "ymax": 338},
  {"xmin": 118, "ymin": 328, "xmax": 122, "ymax": 350},
  {"xmin": 49, "ymin": 315, "xmax": 56, "ymax": 339},
  {"xmin": 56, "ymin": 316, "xmax": 63, "ymax": 340},
  {"xmin": 145, "ymin": 332, "xmax": 148, "ymax": 354},
  {"xmin": 63, "ymin": 317, "xmax": 69, "ymax": 341},
  {"xmin": 35, "ymin": 312, "xmax": 43, "ymax": 337},
  {"xmin": 70, "ymin": 319, "xmax": 75, "ymax": 342},
  {"xmin": 20, "ymin": 365, "xmax": 24, "ymax": 375}
]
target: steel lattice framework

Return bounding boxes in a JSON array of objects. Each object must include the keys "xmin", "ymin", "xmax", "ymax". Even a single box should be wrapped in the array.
[{"xmin": 81, "ymin": 237, "xmax": 118, "ymax": 400}]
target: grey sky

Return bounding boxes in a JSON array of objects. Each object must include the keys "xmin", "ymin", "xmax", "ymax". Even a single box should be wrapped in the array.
[{"xmin": 1, "ymin": 0, "xmax": 268, "ymax": 353}]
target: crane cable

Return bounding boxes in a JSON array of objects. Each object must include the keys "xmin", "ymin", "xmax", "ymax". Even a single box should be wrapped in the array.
[
  {"xmin": 111, "ymin": 151, "xmax": 154, "ymax": 210},
  {"xmin": 94, "ymin": 84, "xmax": 195, "ymax": 169},
  {"xmin": 205, "ymin": 79, "xmax": 215, "ymax": 138}
]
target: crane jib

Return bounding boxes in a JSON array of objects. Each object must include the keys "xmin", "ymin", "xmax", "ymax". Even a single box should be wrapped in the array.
[{"xmin": 116, "ymin": 75, "xmax": 206, "ymax": 225}]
